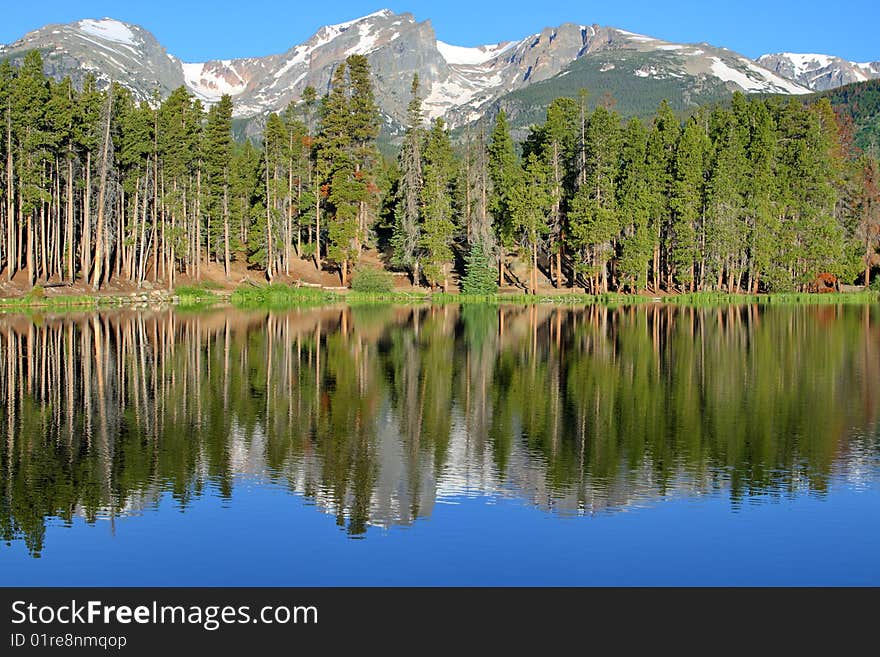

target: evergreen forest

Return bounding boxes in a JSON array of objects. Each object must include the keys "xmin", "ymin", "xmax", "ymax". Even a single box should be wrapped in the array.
[{"xmin": 1, "ymin": 50, "xmax": 879, "ymax": 296}]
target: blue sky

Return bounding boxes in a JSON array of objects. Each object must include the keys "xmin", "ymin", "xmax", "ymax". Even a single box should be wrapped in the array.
[{"xmin": 2, "ymin": 0, "xmax": 878, "ymax": 63}]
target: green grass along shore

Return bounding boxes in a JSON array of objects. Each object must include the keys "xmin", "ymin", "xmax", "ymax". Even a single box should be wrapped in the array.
[{"xmin": 1, "ymin": 282, "xmax": 878, "ymax": 312}]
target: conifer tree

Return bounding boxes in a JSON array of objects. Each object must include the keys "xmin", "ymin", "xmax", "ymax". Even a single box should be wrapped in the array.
[
  {"xmin": 617, "ymin": 118, "xmax": 651, "ymax": 291},
  {"xmin": 346, "ymin": 54, "xmax": 381, "ymax": 254},
  {"xmin": 525, "ymin": 98, "xmax": 579, "ymax": 287},
  {"xmin": 205, "ymin": 94, "xmax": 234, "ymax": 277},
  {"xmin": 420, "ymin": 118, "xmax": 457, "ymax": 290},
  {"xmin": 391, "ymin": 74, "xmax": 424, "ymax": 284},
  {"xmin": 670, "ymin": 116, "xmax": 710, "ymax": 290},
  {"xmin": 508, "ymin": 153, "xmax": 552, "ymax": 294},
  {"xmin": 744, "ymin": 100, "xmax": 779, "ymax": 293},
  {"xmin": 569, "ymin": 106, "xmax": 621, "ymax": 293},
  {"xmin": 705, "ymin": 110, "xmax": 747, "ymax": 291},
  {"xmin": 318, "ymin": 57, "xmax": 380, "ymax": 286},
  {"xmin": 462, "ymin": 125, "xmax": 492, "ymax": 251},
  {"xmin": 487, "ymin": 109, "xmax": 518, "ymax": 286},
  {"xmin": 644, "ymin": 100, "xmax": 680, "ymax": 290},
  {"xmin": 13, "ymin": 51, "xmax": 51, "ymax": 285},
  {"xmin": 461, "ymin": 239, "xmax": 498, "ymax": 295}
]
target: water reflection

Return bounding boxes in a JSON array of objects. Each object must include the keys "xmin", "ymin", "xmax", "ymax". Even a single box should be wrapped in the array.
[{"xmin": 1, "ymin": 303, "xmax": 879, "ymax": 556}]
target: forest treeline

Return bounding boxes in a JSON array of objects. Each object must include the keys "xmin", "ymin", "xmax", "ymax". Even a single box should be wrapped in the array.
[{"xmin": 1, "ymin": 50, "xmax": 879, "ymax": 294}]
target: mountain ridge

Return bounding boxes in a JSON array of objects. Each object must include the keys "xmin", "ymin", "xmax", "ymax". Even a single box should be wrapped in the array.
[
  {"xmin": 2, "ymin": 9, "xmax": 871, "ymax": 134},
  {"xmin": 757, "ymin": 52, "xmax": 880, "ymax": 91}
]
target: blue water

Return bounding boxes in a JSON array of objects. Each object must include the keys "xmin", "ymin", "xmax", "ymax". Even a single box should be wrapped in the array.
[
  {"xmin": 2, "ymin": 305, "xmax": 880, "ymax": 586},
  {"xmin": 3, "ymin": 475, "xmax": 878, "ymax": 586}
]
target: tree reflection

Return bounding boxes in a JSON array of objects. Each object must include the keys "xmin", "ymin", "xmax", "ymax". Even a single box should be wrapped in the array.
[{"xmin": 1, "ymin": 303, "xmax": 878, "ymax": 555}]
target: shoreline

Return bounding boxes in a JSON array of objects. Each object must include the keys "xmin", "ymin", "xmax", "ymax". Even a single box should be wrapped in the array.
[{"xmin": 0, "ymin": 283, "xmax": 878, "ymax": 312}]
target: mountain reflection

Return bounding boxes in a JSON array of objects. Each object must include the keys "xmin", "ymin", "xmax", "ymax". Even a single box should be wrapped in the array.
[{"xmin": 1, "ymin": 303, "xmax": 879, "ymax": 556}]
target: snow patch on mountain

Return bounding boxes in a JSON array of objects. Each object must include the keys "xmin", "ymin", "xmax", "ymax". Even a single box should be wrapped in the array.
[
  {"xmin": 742, "ymin": 59, "xmax": 811, "ymax": 94},
  {"xmin": 311, "ymin": 8, "xmax": 393, "ymax": 50},
  {"xmin": 346, "ymin": 21, "xmax": 381, "ymax": 56},
  {"xmin": 710, "ymin": 57, "xmax": 809, "ymax": 94},
  {"xmin": 77, "ymin": 19, "xmax": 136, "ymax": 46},
  {"xmin": 436, "ymin": 41, "xmax": 514, "ymax": 66},
  {"xmin": 615, "ymin": 29, "xmax": 656, "ymax": 43},
  {"xmin": 777, "ymin": 53, "xmax": 835, "ymax": 77},
  {"xmin": 182, "ymin": 62, "xmax": 248, "ymax": 101},
  {"xmin": 710, "ymin": 58, "xmax": 773, "ymax": 91},
  {"xmin": 634, "ymin": 66, "xmax": 660, "ymax": 78},
  {"xmin": 274, "ymin": 48, "xmax": 309, "ymax": 79}
]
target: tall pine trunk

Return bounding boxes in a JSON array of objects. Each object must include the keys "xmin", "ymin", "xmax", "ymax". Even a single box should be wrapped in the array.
[
  {"xmin": 6, "ymin": 110, "xmax": 14, "ymax": 282},
  {"xmin": 66, "ymin": 154, "xmax": 74, "ymax": 283},
  {"xmin": 265, "ymin": 156, "xmax": 274, "ymax": 281},
  {"xmin": 82, "ymin": 151, "xmax": 92, "ymax": 281},
  {"xmin": 91, "ymin": 91, "xmax": 113, "ymax": 290},
  {"xmin": 223, "ymin": 182, "xmax": 230, "ymax": 279}
]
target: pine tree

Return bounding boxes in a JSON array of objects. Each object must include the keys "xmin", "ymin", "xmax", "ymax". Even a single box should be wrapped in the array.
[
  {"xmin": 740, "ymin": 100, "xmax": 778, "ymax": 292},
  {"xmin": 260, "ymin": 111, "xmax": 288, "ymax": 278},
  {"xmin": 346, "ymin": 54, "xmax": 381, "ymax": 256},
  {"xmin": 317, "ymin": 57, "xmax": 380, "ymax": 286},
  {"xmin": 568, "ymin": 106, "xmax": 621, "ymax": 293},
  {"xmin": 75, "ymin": 74, "xmax": 103, "ymax": 282},
  {"xmin": 391, "ymin": 74, "xmax": 424, "ymax": 284},
  {"xmin": 644, "ymin": 99, "xmax": 680, "ymax": 291},
  {"xmin": 1, "ymin": 60, "xmax": 14, "ymax": 281},
  {"xmin": 461, "ymin": 239, "xmax": 498, "ymax": 295},
  {"xmin": 616, "ymin": 118, "xmax": 651, "ymax": 292},
  {"xmin": 280, "ymin": 102, "xmax": 309, "ymax": 267},
  {"xmin": 508, "ymin": 153, "xmax": 552, "ymax": 294},
  {"xmin": 45, "ymin": 76, "xmax": 77, "ymax": 282},
  {"xmin": 487, "ymin": 109, "xmax": 517, "ymax": 286},
  {"xmin": 420, "ymin": 118, "xmax": 457, "ymax": 290},
  {"xmin": 13, "ymin": 51, "xmax": 51, "ymax": 285},
  {"xmin": 461, "ymin": 124, "xmax": 493, "ymax": 251},
  {"xmin": 205, "ymin": 95, "xmax": 233, "ymax": 277},
  {"xmin": 525, "ymin": 98, "xmax": 579, "ymax": 287},
  {"xmin": 706, "ymin": 107, "xmax": 747, "ymax": 290},
  {"xmin": 670, "ymin": 116, "xmax": 710, "ymax": 290}
]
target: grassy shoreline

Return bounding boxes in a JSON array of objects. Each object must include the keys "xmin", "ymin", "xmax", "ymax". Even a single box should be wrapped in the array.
[
  {"xmin": 228, "ymin": 284, "xmax": 880, "ymax": 308},
  {"xmin": 1, "ymin": 283, "xmax": 877, "ymax": 312}
]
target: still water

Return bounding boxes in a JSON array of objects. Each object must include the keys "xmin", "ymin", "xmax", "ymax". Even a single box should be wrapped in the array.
[{"xmin": 1, "ymin": 303, "xmax": 878, "ymax": 585}]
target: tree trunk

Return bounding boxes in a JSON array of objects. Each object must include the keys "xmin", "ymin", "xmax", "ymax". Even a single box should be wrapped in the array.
[
  {"xmin": 196, "ymin": 165, "xmax": 202, "ymax": 281},
  {"xmin": 66, "ymin": 155, "xmax": 74, "ymax": 282},
  {"xmin": 26, "ymin": 212, "xmax": 34, "ymax": 286},
  {"xmin": 314, "ymin": 174, "xmax": 321, "ymax": 272},
  {"xmin": 652, "ymin": 245, "xmax": 659, "ymax": 292},
  {"xmin": 6, "ymin": 109, "xmax": 14, "ymax": 282},
  {"xmin": 82, "ymin": 151, "xmax": 92, "ymax": 281},
  {"xmin": 265, "ymin": 157, "xmax": 274, "ymax": 281},
  {"xmin": 223, "ymin": 183, "xmax": 230, "ymax": 279},
  {"xmin": 91, "ymin": 91, "xmax": 113, "ymax": 290},
  {"xmin": 532, "ymin": 242, "xmax": 538, "ymax": 295}
]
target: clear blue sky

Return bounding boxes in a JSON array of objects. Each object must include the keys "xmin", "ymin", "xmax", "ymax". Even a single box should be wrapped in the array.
[{"xmin": 2, "ymin": 0, "xmax": 878, "ymax": 63}]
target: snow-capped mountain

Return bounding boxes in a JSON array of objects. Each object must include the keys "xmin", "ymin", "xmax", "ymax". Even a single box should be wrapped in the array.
[
  {"xmin": 756, "ymin": 53, "xmax": 880, "ymax": 91},
  {"xmin": 0, "ymin": 9, "xmax": 847, "ymax": 132},
  {"xmin": 0, "ymin": 17, "xmax": 184, "ymax": 99}
]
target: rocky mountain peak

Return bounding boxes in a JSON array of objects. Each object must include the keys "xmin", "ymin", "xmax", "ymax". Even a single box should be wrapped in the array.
[
  {"xmin": 757, "ymin": 52, "xmax": 880, "ymax": 91},
  {"xmin": 0, "ymin": 9, "xmax": 864, "ymax": 136}
]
